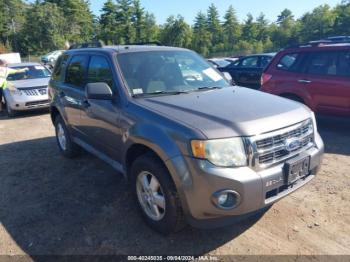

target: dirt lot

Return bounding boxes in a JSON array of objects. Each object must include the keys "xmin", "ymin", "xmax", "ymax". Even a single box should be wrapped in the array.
[{"xmin": 0, "ymin": 110, "xmax": 349, "ymax": 259}]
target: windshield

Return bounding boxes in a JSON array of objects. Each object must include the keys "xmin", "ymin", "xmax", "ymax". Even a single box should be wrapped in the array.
[
  {"xmin": 116, "ymin": 50, "xmax": 230, "ymax": 96},
  {"xmin": 7, "ymin": 65, "xmax": 51, "ymax": 81},
  {"xmin": 212, "ymin": 59, "xmax": 231, "ymax": 68}
]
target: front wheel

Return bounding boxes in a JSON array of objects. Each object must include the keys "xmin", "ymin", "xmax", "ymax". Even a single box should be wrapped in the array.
[
  {"xmin": 131, "ymin": 153, "xmax": 186, "ymax": 234},
  {"xmin": 4, "ymin": 98, "xmax": 17, "ymax": 117},
  {"xmin": 54, "ymin": 115, "xmax": 80, "ymax": 158}
]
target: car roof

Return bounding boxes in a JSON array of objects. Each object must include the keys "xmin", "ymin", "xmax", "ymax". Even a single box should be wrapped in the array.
[
  {"xmin": 244, "ymin": 53, "xmax": 276, "ymax": 57},
  {"xmin": 64, "ymin": 45, "xmax": 189, "ymax": 55},
  {"xmin": 282, "ymin": 43, "xmax": 350, "ymax": 53},
  {"xmin": 8, "ymin": 62, "xmax": 42, "ymax": 67}
]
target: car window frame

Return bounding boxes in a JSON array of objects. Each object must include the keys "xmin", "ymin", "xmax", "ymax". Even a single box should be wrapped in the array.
[
  {"xmin": 64, "ymin": 54, "xmax": 90, "ymax": 89},
  {"xmin": 276, "ymin": 52, "xmax": 307, "ymax": 73},
  {"xmin": 87, "ymin": 54, "xmax": 116, "ymax": 90},
  {"xmin": 239, "ymin": 56, "xmax": 259, "ymax": 68},
  {"xmin": 335, "ymin": 50, "xmax": 350, "ymax": 78},
  {"xmin": 302, "ymin": 50, "xmax": 341, "ymax": 77},
  {"xmin": 52, "ymin": 54, "xmax": 69, "ymax": 81}
]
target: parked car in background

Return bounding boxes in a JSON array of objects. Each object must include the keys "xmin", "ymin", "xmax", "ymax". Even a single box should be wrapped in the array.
[
  {"xmin": 207, "ymin": 58, "xmax": 231, "ymax": 68},
  {"xmin": 3, "ymin": 62, "xmax": 51, "ymax": 117},
  {"xmin": 41, "ymin": 50, "xmax": 64, "ymax": 66},
  {"xmin": 261, "ymin": 42, "xmax": 350, "ymax": 117},
  {"xmin": 218, "ymin": 53, "xmax": 275, "ymax": 89},
  {"xmin": 49, "ymin": 44, "xmax": 323, "ymax": 234}
]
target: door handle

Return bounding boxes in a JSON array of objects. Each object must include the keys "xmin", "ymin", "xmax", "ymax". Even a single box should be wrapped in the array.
[
  {"xmin": 58, "ymin": 91, "xmax": 65, "ymax": 98},
  {"xmin": 298, "ymin": 79, "xmax": 312, "ymax": 84},
  {"xmin": 82, "ymin": 100, "xmax": 91, "ymax": 108}
]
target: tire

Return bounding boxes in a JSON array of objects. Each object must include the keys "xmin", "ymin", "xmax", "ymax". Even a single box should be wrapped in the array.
[
  {"xmin": 54, "ymin": 115, "xmax": 80, "ymax": 158},
  {"xmin": 131, "ymin": 153, "xmax": 186, "ymax": 234},
  {"xmin": 4, "ymin": 98, "xmax": 17, "ymax": 117}
]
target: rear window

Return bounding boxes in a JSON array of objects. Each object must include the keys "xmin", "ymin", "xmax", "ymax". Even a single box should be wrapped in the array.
[{"xmin": 277, "ymin": 53, "xmax": 299, "ymax": 71}]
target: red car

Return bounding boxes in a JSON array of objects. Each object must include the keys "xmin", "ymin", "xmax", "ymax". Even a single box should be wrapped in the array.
[{"xmin": 261, "ymin": 42, "xmax": 350, "ymax": 116}]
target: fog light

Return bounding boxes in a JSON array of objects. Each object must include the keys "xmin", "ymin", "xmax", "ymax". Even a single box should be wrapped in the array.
[{"xmin": 212, "ymin": 190, "xmax": 241, "ymax": 209}]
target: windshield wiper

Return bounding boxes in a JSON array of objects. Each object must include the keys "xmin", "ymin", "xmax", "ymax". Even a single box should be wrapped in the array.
[
  {"xmin": 194, "ymin": 86, "xmax": 223, "ymax": 92},
  {"xmin": 133, "ymin": 90, "xmax": 189, "ymax": 97}
]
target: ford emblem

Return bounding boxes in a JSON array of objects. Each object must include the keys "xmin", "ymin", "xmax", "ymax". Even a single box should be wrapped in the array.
[{"xmin": 285, "ymin": 138, "xmax": 301, "ymax": 152}]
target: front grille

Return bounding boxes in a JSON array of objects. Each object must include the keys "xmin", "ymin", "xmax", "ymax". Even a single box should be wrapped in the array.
[
  {"xmin": 25, "ymin": 100, "xmax": 50, "ymax": 107},
  {"xmin": 21, "ymin": 86, "xmax": 47, "ymax": 96},
  {"xmin": 253, "ymin": 119, "xmax": 314, "ymax": 166}
]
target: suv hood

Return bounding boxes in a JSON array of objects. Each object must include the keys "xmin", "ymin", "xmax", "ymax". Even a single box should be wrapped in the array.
[
  {"xmin": 135, "ymin": 87, "xmax": 312, "ymax": 138},
  {"xmin": 9, "ymin": 78, "xmax": 50, "ymax": 89}
]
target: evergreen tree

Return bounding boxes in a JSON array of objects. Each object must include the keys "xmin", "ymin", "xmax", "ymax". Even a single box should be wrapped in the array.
[
  {"xmin": 160, "ymin": 15, "xmax": 192, "ymax": 48},
  {"xmin": 207, "ymin": 4, "xmax": 223, "ymax": 52},
  {"xmin": 223, "ymin": 5, "xmax": 241, "ymax": 49},
  {"xmin": 192, "ymin": 11, "xmax": 211, "ymax": 56},
  {"xmin": 99, "ymin": 0, "xmax": 118, "ymax": 44},
  {"xmin": 132, "ymin": 0, "xmax": 145, "ymax": 42},
  {"xmin": 115, "ymin": 0, "xmax": 135, "ymax": 44},
  {"xmin": 143, "ymin": 12, "xmax": 159, "ymax": 42}
]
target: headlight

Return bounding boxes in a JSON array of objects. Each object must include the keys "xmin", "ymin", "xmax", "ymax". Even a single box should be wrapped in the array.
[
  {"xmin": 191, "ymin": 138, "xmax": 247, "ymax": 167},
  {"xmin": 311, "ymin": 112, "xmax": 317, "ymax": 133},
  {"xmin": 9, "ymin": 87, "xmax": 22, "ymax": 96}
]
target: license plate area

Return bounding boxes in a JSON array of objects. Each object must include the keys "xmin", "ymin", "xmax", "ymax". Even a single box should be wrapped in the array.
[{"xmin": 284, "ymin": 155, "xmax": 310, "ymax": 185}]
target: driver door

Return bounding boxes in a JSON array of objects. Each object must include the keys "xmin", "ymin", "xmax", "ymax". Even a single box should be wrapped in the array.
[{"xmin": 78, "ymin": 55, "xmax": 124, "ymax": 163}]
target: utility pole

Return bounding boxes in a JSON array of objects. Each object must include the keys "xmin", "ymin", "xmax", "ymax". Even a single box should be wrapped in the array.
[{"xmin": 11, "ymin": 18, "xmax": 18, "ymax": 52}]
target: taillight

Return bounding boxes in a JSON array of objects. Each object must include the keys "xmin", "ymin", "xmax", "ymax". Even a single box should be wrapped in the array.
[{"xmin": 261, "ymin": 73, "xmax": 272, "ymax": 86}]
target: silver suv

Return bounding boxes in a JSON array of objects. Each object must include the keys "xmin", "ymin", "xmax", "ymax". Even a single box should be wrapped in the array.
[
  {"xmin": 49, "ymin": 44, "xmax": 324, "ymax": 234},
  {"xmin": 4, "ymin": 62, "xmax": 51, "ymax": 117}
]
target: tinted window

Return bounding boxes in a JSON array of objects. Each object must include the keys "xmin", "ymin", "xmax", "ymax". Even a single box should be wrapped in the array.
[
  {"xmin": 241, "ymin": 57, "xmax": 258, "ymax": 67},
  {"xmin": 65, "ymin": 55, "xmax": 89, "ymax": 88},
  {"xmin": 305, "ymin": 52, "xmax": 337, "ymax": 76},
  {"xmin": 52, "ymin": 54, "xmax": 68, "ymax": 81},
  {"xmin": 87, "ymin": 56, "xmax": 113, "ymax": 87},
  {"xmin": 337, "ymin": 51, "xmax": 350, "ymax": 77},
  {"xmin": 277, "ymin": 53, "xmax": 300, "ymax": 71}
]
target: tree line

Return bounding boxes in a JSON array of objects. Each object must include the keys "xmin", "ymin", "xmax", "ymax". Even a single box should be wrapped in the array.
[{"xmin": 1, "ymin": 0, "xmax": 350, "ymax": 57}]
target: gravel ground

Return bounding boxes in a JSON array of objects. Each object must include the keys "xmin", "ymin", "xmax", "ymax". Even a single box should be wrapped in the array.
[{"xmin": 0, "ymin": 110, "xmax": 349, "ymax": 259}]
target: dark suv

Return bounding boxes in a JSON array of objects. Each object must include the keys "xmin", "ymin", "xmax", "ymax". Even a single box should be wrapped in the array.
[
  {"xmin": 49, "ymin": 44, "xmax": 324, "ymax": 234},
  {"xmin": 261, "ymin": 42, "xmax": 350, "ymax": 116},
  {"xmin": 218, "ymin": 53, "xmax": 275, "ymax": 89}
]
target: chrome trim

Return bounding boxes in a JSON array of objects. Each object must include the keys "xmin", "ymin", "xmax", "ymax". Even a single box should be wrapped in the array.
[{"xmin": 247, "ymin": 119, "xmax": 315, "ymax": 171}]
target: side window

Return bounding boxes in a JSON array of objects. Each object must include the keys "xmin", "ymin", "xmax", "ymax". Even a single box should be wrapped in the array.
[
  {"xmin": 277, "ymin": 53, "xmax": 300, "ymax": 71},
  {"xmin": 65, "ymin": 55, "xmax": 89, "ymax": 88},
  {"xmin": 337, "ymin": 51, "xmax": 350, "ymax": 77},
  {"xmin": 304, "ymin": 52, "xmax": 337, "ymax": 76},
  {"xmin": 260, "ymin": 56, "xmax": 272, "ymax": 68},
  {"xmin": 52, "ymin": 54, "xmax": 68, "ymax": 81},
  {"xmin": 241, "ymin": 57, "xmax": 258, "ymax": 67},
  {"xmin": 87, "ymin": 56, "xmax": 114, "ymax": 87}
]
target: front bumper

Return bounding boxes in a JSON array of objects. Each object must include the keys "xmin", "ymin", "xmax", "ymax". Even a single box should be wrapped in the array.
[
  {"xmin": 4, "ymin": 89, "xmax": 50, "ymax": 111},
  {"xmin": 165, "ymin": 132, "xmax": 324, "ymax": 228}
]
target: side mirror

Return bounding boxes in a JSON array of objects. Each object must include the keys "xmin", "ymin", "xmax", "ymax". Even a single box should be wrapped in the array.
[
  {"xmin": 86, "ymin": 82, "xmax": 113, "ymax": 100},
  {"xmin": 222, "ymin": 72, "xmax": 234, "ymax": 85}
]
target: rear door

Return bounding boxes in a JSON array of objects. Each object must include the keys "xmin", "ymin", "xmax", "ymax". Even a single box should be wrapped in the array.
[
  {"xmin": 226, "ymin": 56, "xmax": 260, "ymax": 87},
  {"xmin": 302, "ymin": 50, "xmax": 350, "ymax": 116},
  {"xmin": 60, "ymin": 54, "xmax": 89, "ymax": 134}
]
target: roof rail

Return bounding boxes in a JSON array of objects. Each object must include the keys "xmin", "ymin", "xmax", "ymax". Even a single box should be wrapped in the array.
[
  {"xmin": 69, "ymin": 41, "xmax": 104, "ymax": 50},
  {"xmin": 284, "ymin": 39, "xmax": 350, "ymax": 50},
  {"xmin": 124, "ymin": 41, "xmax": 163, "ymax": 46}
]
